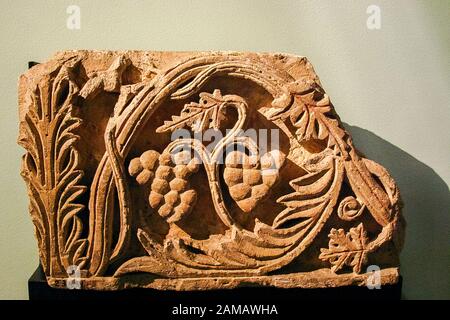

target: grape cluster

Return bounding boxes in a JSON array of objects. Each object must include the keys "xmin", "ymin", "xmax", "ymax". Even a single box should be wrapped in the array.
[
  {"xmin": 128, "ymin": 150, "xmax": 200, "ymax": 223},
  {"xmin": 223, "ymin": 150, "xmax": 285, "ymax": 212}
]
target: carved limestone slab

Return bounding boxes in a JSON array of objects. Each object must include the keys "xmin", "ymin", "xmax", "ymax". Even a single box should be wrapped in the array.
[{"xmin": 18, "ymin": 51, "xmax": 405, "ymax": 290}]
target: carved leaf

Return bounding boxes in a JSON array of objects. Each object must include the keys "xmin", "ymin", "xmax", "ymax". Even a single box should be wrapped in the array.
[
  {"xmin": 156, "ymin": 89, "xmax": 226, "ymax": 133},
  {"xmin": 319, "ymin": 223, "xmax": 369, "ymax": 273},
  {"xmin": 285, "ymin": 94, "xmax": 329, "ymax": 141},
  {"xmin": 274, "ymin": 164, "xmax": 334, "ymax": 229},
  {"xmin": 19, "ymin": 62, "xmax": 87, "ymax": 274}
]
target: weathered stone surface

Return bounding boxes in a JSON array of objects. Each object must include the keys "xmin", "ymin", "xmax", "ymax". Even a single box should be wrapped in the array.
[{"xmin": 18, "ymin": 51, "xmax": 405, "ymax": 290}]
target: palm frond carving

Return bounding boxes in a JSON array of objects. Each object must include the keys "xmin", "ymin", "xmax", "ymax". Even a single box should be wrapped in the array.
[{"xmin": 18, "ymin": 61, "xmax": 87, "ymax": 275}]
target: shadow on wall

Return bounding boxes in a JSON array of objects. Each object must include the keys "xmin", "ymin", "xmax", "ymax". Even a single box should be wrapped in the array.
[{"xmin": 343, "ymin": 123, "xmax": 450, "ymax": 300}]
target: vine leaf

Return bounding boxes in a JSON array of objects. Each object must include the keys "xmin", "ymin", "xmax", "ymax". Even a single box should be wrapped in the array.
[
  {"xmin": 272, "ymin": 91, "xmax": 348, "ymax": 147},
  {"xmin": 156, "ymin": 89, "xmax": 226, "ymax": 133},
  {"xmin": 319, "ymin": 223, "xmax": 369, "ymax": 274}
]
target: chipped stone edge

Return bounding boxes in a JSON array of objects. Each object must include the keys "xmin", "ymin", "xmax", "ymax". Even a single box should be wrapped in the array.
[{"xmin": 47, "ymin": 267, "xmax": 399, "ymax": 291}]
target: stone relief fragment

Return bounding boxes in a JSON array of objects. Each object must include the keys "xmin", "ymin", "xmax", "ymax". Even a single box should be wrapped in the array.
[{"xmin": 18, "ymin": 51, "xmax": 404, "ymax": 290}]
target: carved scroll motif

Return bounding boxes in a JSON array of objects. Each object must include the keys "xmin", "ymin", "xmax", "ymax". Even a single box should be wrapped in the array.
[{"xmin": 19, "ymin": 51, "xmax": 404, "ymax": 289}]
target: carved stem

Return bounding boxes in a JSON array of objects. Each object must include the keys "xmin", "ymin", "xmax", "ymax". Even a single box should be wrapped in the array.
[
  {"xmin": 316, "ymin": 112, "xmax": 393, "ymax": 226},
  {"xmin": 211, "ymin": 98, "xmax": 248, "ymax": 161},
  {"xmin": 104, "ymin": 123, "xmax": 131, "ymax": 263},
  {"xmin": 167, "ymin": 98, "xmax": 251, "ymax": 229}
]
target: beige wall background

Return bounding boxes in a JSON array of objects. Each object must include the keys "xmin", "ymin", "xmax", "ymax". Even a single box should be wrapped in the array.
[{"xmin": 0, "ymin": 0, "xmax": 448, "ymax": 299}]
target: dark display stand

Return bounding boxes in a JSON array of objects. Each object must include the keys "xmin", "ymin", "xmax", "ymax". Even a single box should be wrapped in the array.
[{"xmin": 29, "ymin": 265, "xmax": 402, "ymax": 301}]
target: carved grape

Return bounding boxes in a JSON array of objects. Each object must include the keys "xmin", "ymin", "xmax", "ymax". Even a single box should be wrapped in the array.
[
  {"xmin": 128, "ymin": 158, "xmax": 143, "ymax": 176},
  {"xmin": 140, "ymin": 150, "xmax": 160, "ymax": 170},
  {"xmin": 136, "ymin": 169, "xmax": 154, "ymax": 185},
  {"xmin": 151, "ymin": 178, "xmax": 170, "ymax": 194},
  {"xmin": 155, "ymin": 165, "xmax": 173, "ymax": 180},
  {"xmin": 180, "ymin": 189, "xmax": 197, "ymax": 206},
  {"xmin": 170, "ymin": 178, "xmax": 188, "ymax": 192},
  {"xmin": 149, "ymin": 191, "xmax": 163, "ymax": 208}
]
